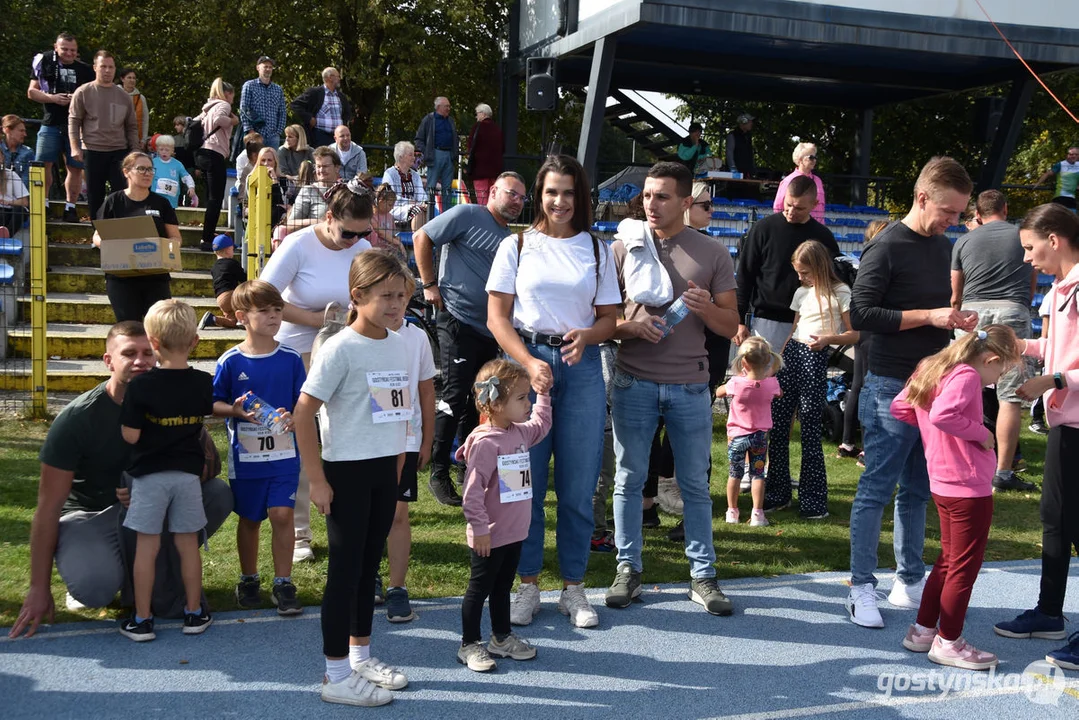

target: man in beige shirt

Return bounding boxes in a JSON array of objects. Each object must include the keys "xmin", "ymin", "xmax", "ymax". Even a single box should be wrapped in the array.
[{"xmin": 69, "ymin": 50, "xmax": 137, "ymax": 220}]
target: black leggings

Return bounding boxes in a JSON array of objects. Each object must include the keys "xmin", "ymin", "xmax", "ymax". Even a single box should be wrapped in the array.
[
  {"xmin": 1037, "ymin": 425, "xmax": 1079, "ymax": 617},
  {"xmin": 461, "ymin": 541, "xmax": 522, "ymax": 644},
  {"xmin": 842, "ymin": 340, "xmax": 869, "ymax": 447},
  {"xmin": 105, "ymin": 273, "xmax": 172, "ymax": 322},
  {"xmin": 195, "ymin": 149, "xmax": 227, "ymax": 245},
  {"xmin": 321, "ymin": 455, "xmax": 398, "ymax": 657}
]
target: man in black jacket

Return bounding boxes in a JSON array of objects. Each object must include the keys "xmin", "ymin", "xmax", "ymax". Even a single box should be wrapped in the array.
[
  {"xmin": 725, "ymin": 113, "xmax": 756, "ymax": 178},
  {"xmin": 290, "ymin": 67, "xmax": 353, "ymax": 149}
]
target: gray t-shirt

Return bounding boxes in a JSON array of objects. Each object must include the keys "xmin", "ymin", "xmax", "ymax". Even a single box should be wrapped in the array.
[
  {"xmin": 423, "ymin": 204, "xmax": 508, "ymax": 336},
  {"xmin": 951, "ymin": 220, "xmax": 1032, "ymax": 306}
]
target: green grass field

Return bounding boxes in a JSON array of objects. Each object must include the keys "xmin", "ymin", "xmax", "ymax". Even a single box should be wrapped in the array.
[{"xmin": 0, "ymin": 415, "xmax": 1048, "ymax": 627}]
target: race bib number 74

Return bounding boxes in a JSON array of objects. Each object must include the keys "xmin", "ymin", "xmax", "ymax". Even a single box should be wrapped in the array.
[
  {"xmin": 367, "ymin": 371, "xmax": 413, "ymax": 424},
  {"xmin": 497, "ymin": 452, "xmax": 532, "ymax": 503}
]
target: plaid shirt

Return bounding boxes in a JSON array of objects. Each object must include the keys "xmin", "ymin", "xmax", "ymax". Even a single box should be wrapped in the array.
[
  {"xmin": 316, "ymin": 90, "xmax": 343, "ymax": 133},
  {"xmin": 239, "ymin": 78, "xmax": 286, "ymax": 140}
]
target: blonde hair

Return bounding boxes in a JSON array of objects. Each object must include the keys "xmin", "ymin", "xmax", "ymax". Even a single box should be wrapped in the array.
[
  {"xmin": 473, "ymin": 359, "xmax": 530, "ymax": 416},
  {"xmin": 731, "ymin": 336, "xmax": 783, "ymax": 377},
  {"xmin": 863, "ymin": 219, "xmax": 888, "ymax": 244},
  {"xmin": 208, "ymin": 78, "xmax": 233, "ymax": 101},
  {"xmin": 683, "ymin": 181, "xmax": 710, "ymax": 226},
  {"xmin": 284, "ymin": 124, "xmax": 309, "ymax": 152},
  {"xmin": 255, "ymin": 145, "xmax": 278, "ymax": 171},
  {"xmin": 791, "ymin": 240, "xmax": 845, "ymax": 335},
  {"xmin": 143, "ymin": 299, "xmax": 197, "ymax": 352},
  {"xmin": 345, "ymin": 249, "xmax": 413, "ymax": 324},
  {"xmin": 904, "ymin": 325, "xmax": 1021, "ymax": 409},
  {"xmin": 154, "ymin": 134, "xmax": 175, "ymax": 149},
  {"xmin": 914, "ymin": 156, "xmax": 973, "ymax": 202},
  {"xmin": 793, "ymin": 142, "xmax": 817, "ymax": 165}
]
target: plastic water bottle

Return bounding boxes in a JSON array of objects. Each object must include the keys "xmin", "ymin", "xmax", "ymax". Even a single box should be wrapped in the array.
[
  {"xmin": 227, "ymin": 186, "xmax": 239, "ymax": 228},
  {"xmin": 241, "ymin": 392, "xmax": 288, "ymax": 435},
  {"xmin": 657, "ymin": 296, "xmax": 690, "ymax": 338}
]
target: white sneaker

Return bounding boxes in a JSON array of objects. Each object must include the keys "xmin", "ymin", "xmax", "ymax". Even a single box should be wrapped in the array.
[
  {"xmin": 888, "ymin": 576, "xmax": 926, "ymax": 609},
  {"xmin": 740, "ymin": 472, "xmax": 751, "ymax": 493},
  {"xmin": 65, "ymin": 592, "xmax": 87, "ymax": 611},
  {"xmin": 558, "ymin": 583, "xmax": 599, "ymax": 628},
  {"xmin": 655, "ymin": 476, "xmax": 684, "ymax": 514},
  {"xmin": 848, "ymin": 583, "xmax": 885, "ymax": 628},
  {"xmin": 725, "ymin": 508, "xmax": 740, "ymax": 524},
  {"xmin": 321, "ymin": 671, "xmax": 393, "ymax": 707},
  {"xmin": 510, "ymin": 582, "xmax": 541, "ymax": 626},
  {"xmin": 293, "ymin": 543, "xmax": 315, "ymax": 564},
  {"xmin": 355, "ymin": 657, "xmax": 408, "ymax": 690},
  {"xmin": 749, "ymin": 509, "xmax": 769, "ymax": 527}
]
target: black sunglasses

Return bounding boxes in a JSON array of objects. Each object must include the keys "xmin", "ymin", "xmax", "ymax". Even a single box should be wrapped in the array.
[
  {"xmin": 693, "ymin": 200, "xmax": 712, "ymax": 210},
  {"xmin": 806, "ymin": 155, "xmax": 818, "ymax": 161},
  {"xmin": 340, "ymin": 228, "xmax": 373, "ymax": 240}
]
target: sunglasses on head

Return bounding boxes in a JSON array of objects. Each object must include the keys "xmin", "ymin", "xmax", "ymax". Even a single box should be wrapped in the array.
[{"xmin": 340, "ymin": 228, "xmax": 373, "ymax": 240}]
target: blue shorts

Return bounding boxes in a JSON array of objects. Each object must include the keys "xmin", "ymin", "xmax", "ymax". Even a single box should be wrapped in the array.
[
  {"xmin": 230, "ymin": 473, "xmax": 299, "ymax": 522},
  {"xmin": 35, "ymin": 125, "xmax": 84, "ymax": 169},
  {"xmin": 728, "ymin": 430, "xmax": 768, "ymax": 480}
]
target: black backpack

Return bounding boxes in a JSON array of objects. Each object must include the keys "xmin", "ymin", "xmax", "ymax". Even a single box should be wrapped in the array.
[
  {"xmin": 833, "ymin": 254, "xmax": 858, "ymax": 289},
  {"xmin": 183, "ymin": 116, "xmax": 205, "ymax": 150}
]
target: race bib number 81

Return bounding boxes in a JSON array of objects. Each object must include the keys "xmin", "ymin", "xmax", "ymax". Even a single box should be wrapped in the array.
[
  {"xmin": 367, "ymin": 371, "xmax": 412, "ymax": 424},
  {"xmin": 497, "ymin": 452, "xmax": 532, "ymax": 503}
]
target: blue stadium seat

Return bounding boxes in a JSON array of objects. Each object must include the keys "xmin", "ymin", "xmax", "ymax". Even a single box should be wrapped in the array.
[{"xmin": 0, "ymin": 237, "xmax": 22, "ymax": 257}]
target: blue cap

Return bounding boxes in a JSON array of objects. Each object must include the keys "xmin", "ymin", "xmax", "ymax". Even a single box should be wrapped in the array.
[{"xmin": 212, "ymin": 234, "xmax": 234, "ymax": 251}]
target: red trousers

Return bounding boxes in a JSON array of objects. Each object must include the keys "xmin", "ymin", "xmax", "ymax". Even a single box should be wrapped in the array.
[{"xmin": 916, "ymin": 493, "xmax": 993, "ymax": 640}]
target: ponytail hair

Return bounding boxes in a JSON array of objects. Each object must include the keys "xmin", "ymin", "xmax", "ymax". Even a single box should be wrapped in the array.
[
  {"xmin": 904, "ymin": 324, "xmax": 1021, "ymax": 409},
  {"xmin": 344, "ymin": 249, "xmax": 412, "ymax": 325},
  {"xmin": 731, "ymin": 336, "xmax": 783, "ymax": 376}
]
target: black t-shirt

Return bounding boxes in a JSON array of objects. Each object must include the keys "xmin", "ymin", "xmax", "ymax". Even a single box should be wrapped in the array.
[
  {"xmin": 212, "ymin": 257, "xmax": 246, "ymax": 296},
  {"xmin": 736, "ymin": 213, "xmax": 839, "ymax": 323},
  {"xmin": 30, "ymin": 51, "xmax": 94, "ymax": 127},
  {"xmin": 120, "ymin": 367, "xmax": 214, "ymax": 477},
  {"xmin": 97, "ymin": 190, "xmax": 180, "ymax": 237}
]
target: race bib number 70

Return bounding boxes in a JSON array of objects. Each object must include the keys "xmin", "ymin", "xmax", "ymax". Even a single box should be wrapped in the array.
[{"xmin": 367, "ymin": 371, "xmax": 413, "ymax": 424}]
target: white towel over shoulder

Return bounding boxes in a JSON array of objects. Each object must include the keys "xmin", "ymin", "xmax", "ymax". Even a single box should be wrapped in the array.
[{"xmin": 616, "ymin": 218, "xmax": 674, "ymax": 307}]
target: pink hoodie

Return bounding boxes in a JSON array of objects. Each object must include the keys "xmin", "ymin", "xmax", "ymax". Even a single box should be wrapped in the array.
[
  {"xmin": 200, "ymin": 99, "xmax": 233, "ymax": 159},
  {"xmin": 456, "ymin": 393, "xmax": 552, "ymax": 549},
  {"xmin": 1023, "ymin": 264, "xmax": 1079, "ymax": 429},
  {"xmin": 890, "ymin": 364, "xmax": 994, "ymax": 498}
]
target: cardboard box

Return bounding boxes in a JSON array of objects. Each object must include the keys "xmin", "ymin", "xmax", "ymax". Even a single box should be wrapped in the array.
[{"xmin": 95, "ymin": 216, "xmax": 183, "ymax": 276}]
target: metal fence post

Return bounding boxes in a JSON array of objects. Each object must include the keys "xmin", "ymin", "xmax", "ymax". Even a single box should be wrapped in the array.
[
  {"xmin": 245, "ymin": 167, "xmax": 272, "ymax": 280},
  {"xmin": 29, "ymin": 163, "xmax": 47, "ymax": 417}
]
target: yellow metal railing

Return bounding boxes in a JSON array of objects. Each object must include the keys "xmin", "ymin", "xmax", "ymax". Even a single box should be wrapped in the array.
[
  {"xmin": 28, "ymin": 164, "xmax": 47, "ymax": 417},
  {"xmin": 245, "ymin": 166, "xmax": 273, "ymax": 279}
]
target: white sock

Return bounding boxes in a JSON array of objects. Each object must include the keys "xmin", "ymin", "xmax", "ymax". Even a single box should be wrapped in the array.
[
  {"xmin": 914, "ymin": 623, "xmax": 934, "ymax": 634},
  {"xmin": 65, "ymin": 202, "xmax": 75, "ymax": 210},
  {"xmin": 325, "ymin": 657, "xmax": 352, "ymax": 684},
  {"xmin": 349, "ymin": 644, "xmax": 371, "ymax": 669}
]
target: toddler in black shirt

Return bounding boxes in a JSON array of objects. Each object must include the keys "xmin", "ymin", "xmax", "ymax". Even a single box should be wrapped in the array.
[{"xmin": 200, "ymin": 233, "xmax": 246, "ymax": 330}]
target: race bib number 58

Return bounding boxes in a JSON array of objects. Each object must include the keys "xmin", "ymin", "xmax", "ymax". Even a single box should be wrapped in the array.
[
  {"xmin": 367, "ymin": 371, "xmax": 412, "ymax": 424},
  {"xmin": 497, "ymin": 452, "xmax": 532, "ymax": 503}
]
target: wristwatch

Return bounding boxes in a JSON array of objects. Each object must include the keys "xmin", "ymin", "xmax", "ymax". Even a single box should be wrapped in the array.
[
  {"xmin": 1054, "ymin": 372, "xmax": 1065, "ymax": 390},
  {"xmin": 422, "ymin": 280, "xmax": 437, "ymax": 289}
]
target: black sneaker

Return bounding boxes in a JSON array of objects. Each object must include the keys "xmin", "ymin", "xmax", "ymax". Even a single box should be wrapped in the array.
[
  {"xmin": 385, "ymin": 586, "xmax": 416, "ymax": 623},
  {"xmin": 642, "ymin": 505, "xmax": 661, "ymax": 528},
  {"xmin": 235, "ymin": 578, "xmax": 261, "ymax": 608},
  {"xmin": 272, "ymin": 581, "xmax": 303, "ymax": 616},
  {"xmin": 763, "ymin": 500, "xmax": 791, "ymax": 513},
  {"xmin": 119, "ymin": 616, "xmax": 156, "ymax": 642},
  {"xmin": 62, "ymin": 207, "xmax": 79, "ymax": 224},
  {"xmin": 198, "ymin": 311, "xmax": 216, "ymax": 331},
  {"xmin": 183, "ymin": 608, "xmax": 213, "ymax": 635},
  {"xmin": 428, "ymin": 472, "xmax": 463, "ymax": 506},
  {"xmin": 199, "ymin": 241, "xmax": 214, "ymax": 252},
  {"xmin": 1029, "ymin": 418, "xmax": 1049, "ymax": 435},
  {"xmin": 374, "ymin": 573, "xmax": 385, "ymax": 605},
  {"xmin": 605, "ymin": 562, "xmax": 642, "ymax": 608},
  {"xmin": 667, "ymin": 519, "xmax": 684, "ymax": 543},
  {"xmin": 689, "ymin": 577, "xmax": 733, "ymax": 616},
  {"xmin": 992, "ymin": 471, "xmax": 1038, "ymax": 492}
]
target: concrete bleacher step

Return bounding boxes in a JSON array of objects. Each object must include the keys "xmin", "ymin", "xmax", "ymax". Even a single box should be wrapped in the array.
[
  {"xmin": 48, "ymin": 242, "xmax": 216, "ymax": 271},
  {"xmin": 48, "ymin": 221, "xmax": 224, "ymax": 248},
  {"xmin": 0, "ymin": 358, "xmax": 220, "ymax": 393},
  {"xmin": 47, "ymin": 201, "xmax": 226, "ymax": 228},
  {"xmin": 6, "ymin": 322, "xmax": 244, "ymax": 360},
  {"xmin": 17, "ymin": 293, "xmax": 219, "ymax": 324},
  {"xmin": 48, "ymin": 266, "xmax": 214, "ymax": 296}
]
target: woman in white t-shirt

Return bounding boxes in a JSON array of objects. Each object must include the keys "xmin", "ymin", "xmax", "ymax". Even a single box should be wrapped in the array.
[
  {"xmin": 260, "ymin": 181, "xmax": 373, "ymax": 561},
  {"xmin": 770, "ymin": 240, "xmax": 859, "ymax": 519},
  {"xmin": 0, "ymin": 164, "xmax": 29, "ymax": 236},
  {"xmin": 486, "ymin": 155, "xmax": 621, "ymax": 629}
]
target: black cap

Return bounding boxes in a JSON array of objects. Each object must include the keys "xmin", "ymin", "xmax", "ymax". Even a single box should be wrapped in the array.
[{"xmin": 257, "ymin": 55, "xmax": 275, "ymax": 67}]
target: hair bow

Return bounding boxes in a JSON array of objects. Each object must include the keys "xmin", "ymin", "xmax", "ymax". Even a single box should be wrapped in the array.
[
  {"xmin": 976, "ymin": 330, "xmax": 988, "ymax": 341},
  {"xmin": 474, "ymin": 376, "xmax": 500, "ymax": 405}
]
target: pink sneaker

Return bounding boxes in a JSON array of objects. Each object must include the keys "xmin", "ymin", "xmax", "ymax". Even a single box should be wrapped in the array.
[
  {"xmin": 725, "ymin": 508, "xmax": 740, "ymax": 524},
  {"xmin": 927, "ymin": 636, "xmax": 998, "ymax": 670},
  {"xmin": 902, "ymin": 624, "xmax": 937, "ymax": 652}
]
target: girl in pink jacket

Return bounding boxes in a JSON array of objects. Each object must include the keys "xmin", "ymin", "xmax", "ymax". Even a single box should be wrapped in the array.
[{"xmin": 891, "ymin": 325, "xmax": 1021, "ymax": 672}]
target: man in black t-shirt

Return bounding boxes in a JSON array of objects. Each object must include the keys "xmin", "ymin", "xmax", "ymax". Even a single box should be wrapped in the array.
[
  {"xmin": 846, "ymin": 157, "xmax": 976, "ymax": 630},
  {"xmin": 29, "ymin": 32, "xmax": 94, "ymax": 222},
  {"xmin": 8, "ymin": 322, "xmax": 232, "ymax": 639}
]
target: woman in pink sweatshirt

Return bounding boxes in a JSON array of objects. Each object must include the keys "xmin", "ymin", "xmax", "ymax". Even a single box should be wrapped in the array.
[
  {"xmin": 456, "ymin": 359, "xmax": 551, "ymax": 673},
  {"xmin": 994, "ymin": 203, "xmax": 1079, "ymax": 672},
  {"xmin": 891, "ymin": 325, "xmax": 1021, "ymax": 671}
]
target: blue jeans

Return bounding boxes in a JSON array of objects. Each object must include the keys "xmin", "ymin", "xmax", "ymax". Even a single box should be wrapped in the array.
[
  {"xmin": 612, "ymin": 372, "xmax": 716, "ymax": 579},
  {"xmin": 517, "ymin": 344, "xmax": 605, "ymax": 583},
  {"xmin": 849, "ymin": 372, "xmax": 931, "ymax": 587},
  {"xmin": 427, "ymin": 149, "xmax": 454, "ymax": 211}
]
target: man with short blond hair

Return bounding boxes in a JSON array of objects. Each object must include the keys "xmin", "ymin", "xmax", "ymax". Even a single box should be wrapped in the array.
[{"xmin": 847, "ymin": 156, "xmax": 977, "ymax": 629}]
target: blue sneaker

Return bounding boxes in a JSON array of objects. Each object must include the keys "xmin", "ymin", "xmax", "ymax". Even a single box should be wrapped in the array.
[
  {"xmin": 385, "ymin": 586, "xmax": 416, "ymax": 623},
  {"xmin": 1046, "ymin": 632, "xmax": 1079, "ymax": 671},
  {"xmin": 993, "ymin": 608, "xmax": 1067, "ymax": 640}
]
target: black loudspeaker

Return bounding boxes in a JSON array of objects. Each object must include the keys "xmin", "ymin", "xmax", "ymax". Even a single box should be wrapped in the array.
[
  {"xmin": 526, "ymin": 58, "xmax": 557, "ymax": 112},
  {"xmin": 974, "ymin": 96, "xmax": 1006, "ymax": 144}
]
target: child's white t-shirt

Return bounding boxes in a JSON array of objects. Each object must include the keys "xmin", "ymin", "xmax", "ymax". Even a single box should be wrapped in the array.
[
  {"xmin": 485, "ymin": 229, "xmax": 622, "ymax": 335},
  {"xmin": 791, "ymin": 283, "xmax": 851, "ymax": 344},
  {"xmin": 398, "ymin": 322, "xmax": 436, "ymax": 453},
  {"xmin": 300, "ymin": 327, "xmax": 409, "ymax": 461},
  {"xmin": 259, "ymin": 226, "xmax": 371, "ymax": 353}
]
